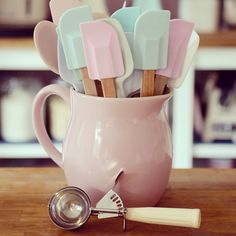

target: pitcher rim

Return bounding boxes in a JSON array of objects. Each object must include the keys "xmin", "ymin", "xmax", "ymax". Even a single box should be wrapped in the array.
[{"xmin": 72, "ymin": 87, "xmax": 173, "ymax": 102}]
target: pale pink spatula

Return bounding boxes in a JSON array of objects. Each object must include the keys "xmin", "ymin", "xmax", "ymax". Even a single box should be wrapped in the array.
[
  {"xmin": 155, "ymin": 19, "xmax": 194, "ymax": 95},
  {"xmin": 167, "ymin": 30, "xmax": 200, "ymax": 89},
  {"xmin": 80, "ymin": 21, "xmax": 124, "ymax": 98}
]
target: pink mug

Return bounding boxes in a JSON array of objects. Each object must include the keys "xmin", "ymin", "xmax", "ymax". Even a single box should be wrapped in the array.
[{"xmin": 33, "ymin": 84, "xmax": 173, "ymax": 207}]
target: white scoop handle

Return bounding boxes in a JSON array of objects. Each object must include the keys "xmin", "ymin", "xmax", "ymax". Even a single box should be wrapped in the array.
[{"xmin": 125, "ymin": 207, "xmax": 201, "ymax": 228}]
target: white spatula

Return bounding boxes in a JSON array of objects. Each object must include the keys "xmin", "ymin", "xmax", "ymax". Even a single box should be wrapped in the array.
[{"xmin": 103, "ymin": 18, "xmax": 134, "ymax": 98}]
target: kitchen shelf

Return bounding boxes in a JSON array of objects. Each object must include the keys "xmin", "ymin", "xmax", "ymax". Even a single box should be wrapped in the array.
[
  {"xmin": 193, "ymin": 143, "xmax": 236, "ymax": 159},
  {"xmin": 195, "ymin": 47, "xmax": 236, "ymax": 70},
  {"xmin": 1, "ymin": 32, "xmax": 236, "ymax": 166},
  {"xmin": 0, "ymin": 37, "xmax": 47, "ymax": 71},
  {"xmin": 172, "ymin": 31, "xmax": 236, "ymax": 168},
  {"xmin": 0, "ymin": 37, "xmax": 58, "ymax": 160},
  {"xmin": 199, "ymin": 31, "xmax": 236, "ymax": 47},
  {"xmin": 0, "ymin": 142, "xmax": 62, "ymax": 158}
]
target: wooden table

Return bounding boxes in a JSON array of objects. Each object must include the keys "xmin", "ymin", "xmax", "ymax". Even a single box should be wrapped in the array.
[{"xmin": 0, "ymin": 168, "xmax": 236, "ymax": 236}]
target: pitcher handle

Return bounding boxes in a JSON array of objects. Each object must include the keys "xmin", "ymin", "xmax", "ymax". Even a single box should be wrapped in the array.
[{"xmin": 32, "ymin": 84, "xmax": 70, "ymax": 168}]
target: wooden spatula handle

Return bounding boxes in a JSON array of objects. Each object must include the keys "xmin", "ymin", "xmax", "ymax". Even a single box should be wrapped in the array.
[
  {"xmin": 154, "ymin": 75, "xmax": 168, "ymax": 95},
  {"xmin": 101, "ymin": 78, "xmax": 117, "ymax": 98},
  {"xmin": 125, "ymin": 207, "xmax": 201, "ymax": 229},
  {"xmin": 80, "ymin": 67, "xmax": 98, "ymax": 96},
  {"xmin": 141, "ymin": 70, "xmax": 155, "ymax": 97}
]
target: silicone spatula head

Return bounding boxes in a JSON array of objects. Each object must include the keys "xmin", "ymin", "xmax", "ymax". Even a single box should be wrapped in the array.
[
  {"xmin": 134, "ymin": 10, "xmax": 170, "ymax": 70},
  {"xmin": 103, "ymin": 18, "xmax": 134, "ymax": 97},
  {"xmin": 58, "ymin": 5, "xmax": 93, "ymax": 70},
  {"xmin": 111, "ymin": 7, "xmax": 141, "ymax": 33},
  {"xmin": 157, "ymin": 19, "xmax": 194, "ymax": 79},
  {"xmin": 124, "ymin": 70, "xmax": 143, "ymax": 97},
  {"xmin": 58, "ymin": 40, "xmax": 84, "ymax": 92},
  {"xmin": 49, "ymin": 0, "xmax": 81, "ymax": 25},
  {"xmin": 34, "ymin": 20, "xmax": 58, "ymax": 74},
  {"xmin": 168, "ymin": 31, "xmax": 200, "ymax": 88},
  {"xmin": 80, "ymin": 21, "xmax": 124, "ymax": 80},
  {"xmin": 132, "ymin": 0, "xmax": 162, "ymax": 11},
  {"xmin": 111, "ymin": 6, "xmax": 141, "ymax": 54}
]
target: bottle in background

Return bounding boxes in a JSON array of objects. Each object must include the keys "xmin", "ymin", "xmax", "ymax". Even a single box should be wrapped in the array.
[{"xmin": 0, "ymin": 77, "xmax": 43, "ymax": 143}]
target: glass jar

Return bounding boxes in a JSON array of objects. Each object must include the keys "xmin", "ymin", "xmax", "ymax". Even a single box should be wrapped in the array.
[
  {"xmin": 0, "ymin": 77, "xmax": 42, "ymax": 142},
  {"xmin": 223, "ymin": 0, "xmax": 236, "ymax": 28},
  {"xmin": 179, "ymin": 0, "xmax": 220, "ymax": 33}
]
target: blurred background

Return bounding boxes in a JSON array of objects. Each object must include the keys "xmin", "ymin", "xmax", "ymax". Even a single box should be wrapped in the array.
[{"xmin": 0, "ymin": 0, "xmax": 236, "ymax": 168}]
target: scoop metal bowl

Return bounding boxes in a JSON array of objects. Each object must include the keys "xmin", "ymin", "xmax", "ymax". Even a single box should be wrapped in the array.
[
  {"xmin": 48, "ymin": 187, "xmax": 92, "ymax": 230},
  {"xmin": 48, "ymin": 186, "xmax": 124, "ymax": 230}
]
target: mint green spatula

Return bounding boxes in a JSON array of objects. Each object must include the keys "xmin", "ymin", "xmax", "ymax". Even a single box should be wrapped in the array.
[
  {"xmin": 111, "ymin": 7, "xmax": 141, "ymax": 52},
  {"xmin": 49, "ymin": 0, "xmax": 84, "ymax": 91},
  {"xmin": 49, "ymin": 0, "xmax": 81, "ymax": 25},
  {"xmin": 132, "ymin": 0, "xmax": 162, "ymax": 12},
  {"xmin": 134, "ymin": 10, "xmax": 170, "ymax": 97},
  {"xmin": 58, "ymin": 6, "xmax": 98, "ymax": 96}
]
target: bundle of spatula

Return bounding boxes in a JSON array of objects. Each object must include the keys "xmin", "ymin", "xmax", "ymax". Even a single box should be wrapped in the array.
[{"xmin": 34, "ymin": 0, "xmax": 200, "ymax": 98}]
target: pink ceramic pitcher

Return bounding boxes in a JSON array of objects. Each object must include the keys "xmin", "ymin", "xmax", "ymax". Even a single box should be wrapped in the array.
[{"xmin": 33, "ymin": 84, "xmax": 173, "ymax": 207}]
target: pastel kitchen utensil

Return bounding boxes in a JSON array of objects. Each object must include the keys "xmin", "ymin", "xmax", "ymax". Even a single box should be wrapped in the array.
[
  {"xmin": 49, "ymin": 0, "xmax": 81, "ymax": 25},
  {"xmin": 167, "ymin": 31, "xmax": 200, "ymax": 89},
  {"xmin": 49, "ymin": 0, "xmax": 102, "ymax": 95},
  {"xmin": 124, "ymin": 70, "xmax": 143, "ymax": 97},
  {"xmin": 33, "ymin": 20, "xmax": 59, "ymax": 74},
  {"xmin": 48, "ymin": 187, "xmax": 201, "ymax": 230},
  {"xmin": 49, "ymin": 0, "xmax": 85, "ymax": 91},
  {"xmin": 155, "ymin": 19, "xmax": 194, "ymax": 95},
  {"xmin": 58, "ymin": 40, "xmax": 84, "ymax": 92},
  {"xmin": 123, "ymin": 0, "xmax": 127, "ymax": 8},
  {"xmin": 33, "ymin": 84, "xmax": 172, "ymax": 207},
  {"xmin": 80, "ymin": 21, "xmax": 124, "ymax": 98},
  {"xmin": 132, "ymin": 0, "xmax": 162, "ymax": 12},
  {"xmin": 134, "ymin": 10, "xmax": 170, "ymax": 97},
  {"xmin": 103, "ymin": 18, "xmax": 134, "ymax": 98},
  {"xmin": 111, "ymin": 7, "xmax": 141, "ymax": 51},
  {"xmin": 111, "ymin": 7, "xmax": 141, "ymax": 33},
  {"xmin": 81, "ymin": 0, "xmax": 109, "ymax": 17},
  {"xmin": 111, "ymin": 7, "xmax": 141, "ymax": 97},
  {"xmin": 58, "ymin": 6, "xmax": 98, "ymax": 96}
]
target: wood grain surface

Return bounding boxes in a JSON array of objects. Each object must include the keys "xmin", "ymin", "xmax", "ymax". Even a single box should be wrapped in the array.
[{"xmin": 0, "ymin": 168, "xmax": 236, "ymax": 236}]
